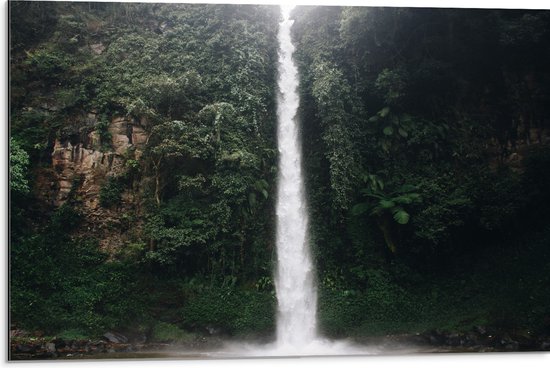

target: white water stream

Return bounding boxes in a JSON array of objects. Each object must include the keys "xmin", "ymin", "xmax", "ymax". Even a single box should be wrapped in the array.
[
  {"xmin": 207, "ymin": 5, "xmax": 375, "ymax": 357},
  {"xmin": 219, "ymin": 5, "xmax": 370, "ymax": 356},
  {"xmin": 218, "ymin": 5, "xmax": 370, "ymax": 356},
  {"xmin": 201, "ymin": 5, "xmax": 376, "ymax": 357},
  {"xmin": 273, "ymin": 4, "xmax": 317, "ymax": 348}
]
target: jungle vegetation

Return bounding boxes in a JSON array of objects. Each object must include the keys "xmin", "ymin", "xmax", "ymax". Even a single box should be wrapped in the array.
[{"xmin": 9, "ymin": 2, "xmax": 550, "ymax": 341}]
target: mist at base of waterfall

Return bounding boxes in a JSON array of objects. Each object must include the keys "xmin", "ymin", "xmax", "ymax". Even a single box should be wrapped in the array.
[{"xmin": 216, "ymin": 338, "xmax": 380, "ymax": 357}]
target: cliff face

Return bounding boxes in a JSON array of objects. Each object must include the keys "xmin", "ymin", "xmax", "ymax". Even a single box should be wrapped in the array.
[
  {"xmin": 33, "ymin": 114, "xmax": 149, "ymax": 253},
  {"xmin": 50, "ymin": 116, "xmax": 147, "ymax": 208}
]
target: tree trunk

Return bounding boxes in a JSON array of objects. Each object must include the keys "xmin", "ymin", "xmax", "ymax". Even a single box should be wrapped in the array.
[{"xmin": 378, "ymin": 214, "xmax": 397, "ymax": 254}]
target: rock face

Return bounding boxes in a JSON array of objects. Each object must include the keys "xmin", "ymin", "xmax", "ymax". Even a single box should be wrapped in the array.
[
  {"xmin": 50, "ymin": 116, "xmax": 147, "ymax": 209},
  {"xmin": 36, "ymin": 115, "xmax": 149, "ymax": 253},
  {"xmin": 52, "ymin": 139, "xmax": 123, "ymax": 208}
]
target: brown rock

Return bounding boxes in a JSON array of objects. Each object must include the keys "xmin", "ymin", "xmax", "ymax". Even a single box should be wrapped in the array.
[
  {"xmin": 90, "ymin": 43, "xmax": 105, "ymax": 55},
  {"xmin": 108, "ymin": 118, "xmax": 131, "ymax": 155}
]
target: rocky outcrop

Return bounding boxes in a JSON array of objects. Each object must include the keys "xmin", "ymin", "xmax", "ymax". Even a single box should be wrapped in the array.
[
  {"xmin": 32, "ymin": 115, "xmax": 150, "ymax": 253},
  {"xmin": 108, "ymin": 117, "xmax": 148, "ymax": 157},
  {"xmin": 9, "ymin": 327, "xmax": 225, "ymax": 360},
  {"xmin": 50, "ymin": 116, "xmax": 147, "ymax": 209}
]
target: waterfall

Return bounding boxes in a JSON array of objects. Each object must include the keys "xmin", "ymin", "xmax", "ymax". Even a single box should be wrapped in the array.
[
  {"xmin": 220, "ymin": 6, "xmax": 369, "ymax": 356},
  {"xmin": 274, "ymin": 4, "xmax": 318, "ymax": 347}
]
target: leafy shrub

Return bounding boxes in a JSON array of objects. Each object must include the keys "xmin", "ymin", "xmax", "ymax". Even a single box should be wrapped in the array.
[
  {"xmin": 11, "ymin": 205, "xmax": 146, "ymax": 335},
  {"xmin": 24, "ymin": 48, "xmax": 71, "ymax": 78},
  {"xmin": 150, "ymin": 322, "xmax": 195, "ymax": 344},
  {"xmin": 58, "ymin": 329, "xmax": 89, "ymax": 340},
  {"xmin": 99, "ymin": 176, "xmax": 123, "ymax": 208},
  {"xmin": 180, "ymin": 285, "xmax": 275, "ymax": 336},
  {"xmin": 9, "ymin": 138, "xmax": 30, "ymax": 195}
]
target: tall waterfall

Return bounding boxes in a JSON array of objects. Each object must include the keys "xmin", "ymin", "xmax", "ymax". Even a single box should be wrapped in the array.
[
  {"xmin": 220, "ymin": 6, "xmax": 368, "ymax": 356},
  {"xmin": 274, "ymin": 5, "xmax": 318, "ymax": 347}
]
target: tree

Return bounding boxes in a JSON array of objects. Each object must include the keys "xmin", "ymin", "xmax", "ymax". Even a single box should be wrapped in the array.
[
  {"xmin": 9, "ymin": 138, "xmax": 30, "ymax": 195},
  {"xmin": 147, "ymin": 120, "xmax": 213, "ymax": 206},
  {"xmin": 351, "ymin": 174, "xmax": 421, "ymax": 253}
]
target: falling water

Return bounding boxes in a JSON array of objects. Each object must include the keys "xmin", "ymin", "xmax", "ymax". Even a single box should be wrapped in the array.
[
  {"xmin": 274, "ymin": 4, "xmax": 317, "ymax": 348},
  {"xmin": 217, "ymin": 5, "xmax": 374, "ymax": 356}
]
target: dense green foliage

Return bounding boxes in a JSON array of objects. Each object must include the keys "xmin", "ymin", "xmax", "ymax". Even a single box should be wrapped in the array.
[
  {"xmin": 292, "ymin": 6, "xmax": 550, "ymax": 336},
  {"xmin": 9, "ymin": 138, "xmax": 30, "ymax": 195},
  {"xmin": 10, "ymin": 1, "xmax": 279, "ymax": 338},
  {"xmin": 9, "ymin": 2, "xmax": 550, "ymax": 342},
  {"xmin": 10, "ymin": 205, "xmax": 144, "ymax": 335}
]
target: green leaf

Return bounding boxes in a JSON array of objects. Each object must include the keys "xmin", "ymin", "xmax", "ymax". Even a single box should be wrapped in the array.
[
  {"xmin": 383, "ymin": 126, "xmax": 394, "ymax": 135},
  {"xmin": 393, "ymin": 210, "xmax": 410, "ymax": 224},
  {"xmin": 261, "ymin": 189, "xmax": 268, "ymax": 199},
  {"xmin": 351, "ymin": 203, "xmax": 370, "ymax": 216},
  {"xmin": 248, "ymin": 192, "xmax": 257, "ymax": 208},
  {"xmin": 393, "ymin": 193, "xmax": 420, "ymax": 204},
  {"xmin": 392, "ymin": 195, "xmax": 413, "ymax": 204},
  {"xmin": 391, "ymin": 115, "xmax": 400, "ymax": 125},
  {"xmin": 397, "ymin": 184, "xmax": 417, "ymax": 193},
  {"xmin": 401, "ymin": 114, "xmax": 413, "ymax": 123},
  {"xmin": 398, "ymin": 127, "xmax": 408, "ymax": 137},
  {"xmin": 379, "ymin": 199, "xmax": 395, "ymax": 209},
  {"xmin": 379, "ymin": 106, "xmax": 390, "ymax": 117}
]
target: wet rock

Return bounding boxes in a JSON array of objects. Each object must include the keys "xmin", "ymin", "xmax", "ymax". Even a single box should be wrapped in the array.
[
  {"xmin": 10, "ymin": 329, "xmax": 29, "ymax": 338},
  {"xmin": 464, "ymin": 332, "xmax": 479, "ymax": 347},
  {"xmin": 446, "ymin": 333, "xmax": 461, "ymax": 346},
  {"xmin": 45, "ymin": 342, "xmax": 56, "ymax": 353},
  {"xmin": 53, "ymin": 338, "xmax": 66, "ymax": 349},
  {"xmin": 511, "ymin": 333, "xmax": 536, "ymax": 349},
  {"xmin": 206, "ymin": 325, "xmax": 221, "ymax": 336},
  {"xmin": 475, "ymin": 326, "xmax": 487, "ymax": 335},
  {"xmin": 410, "ymin": 333, "xmax": 427, "ymax": 345},
  {"xmin": 15, "ymin": 344, "xmax": 36, "ymax": 353},
  {"xmin": 114, "ymin": 344, "xmax": 134, "ymax": 352},
  {"xmin": 504, "ymin": 341, "xmax": 519, "ymax": 351},
  {"xmin": 428, "ymin": 330, "xmax": 444, "ymax": 345},
  {"xmin": 10, "ymin": 353, "xmax": 33, "ymax": 360},
  {"xmin": 133, "ymin": 333, "xmax": 147, "ymax": 344},
  {"xmin": 103, "ymin": 332, "xmax": 128, "ymax": 344}
]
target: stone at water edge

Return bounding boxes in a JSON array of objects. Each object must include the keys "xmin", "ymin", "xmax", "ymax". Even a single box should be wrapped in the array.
[
  {"xmin": 103, "ymin": 332, "xmax": 128, "ymax": 344},
  {"xmin": 45, "ymin": 342, "xmax": 56, "ymax": 353}
]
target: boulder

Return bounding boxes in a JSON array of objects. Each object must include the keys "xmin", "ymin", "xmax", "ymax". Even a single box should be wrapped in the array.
[
  {"xmin": 103, "ymin": 332, "xmax": 128, "ymax": 344},
  {"xmin": 9, "ymin": 329, "xmax": 29, "ymax": 338},
  {"xmin": 474, "ymin": 325, "xmax": 487, "ymax": 335},
  {"xmin": 15, "ymin": 344, "xmax": 36, "ymax": 353},
  {"xmin": 45, "ymin": 342, "xmax": 56, "ymax": 353}
]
